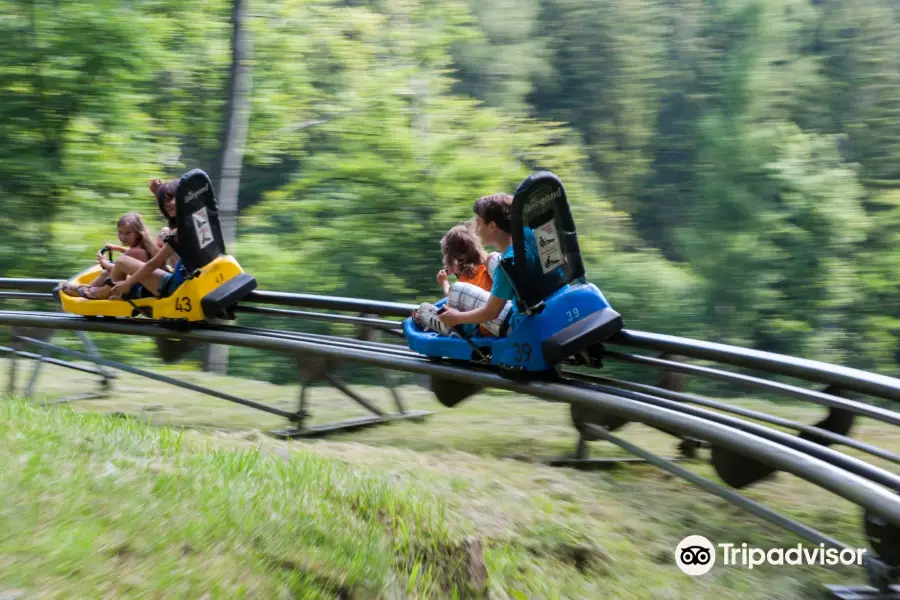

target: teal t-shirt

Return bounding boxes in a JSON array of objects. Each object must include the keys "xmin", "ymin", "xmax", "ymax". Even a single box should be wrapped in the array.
[{"xmin": 490, "ymin": 228, "xmax": 544, "ymax": 331}]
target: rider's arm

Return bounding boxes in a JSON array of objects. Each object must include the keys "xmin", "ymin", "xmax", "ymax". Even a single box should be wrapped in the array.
[
  {"xmin": 115, "ymin": 244, "xmax": 174, "ymax": 295},
  {"xmin": 131, "ymin": 244, "xmax": 173, "ymax": 280},
  {"xmin": 445, "ymin": 295, "xmax": 507, "ymax": 325},
  {"xmin": 436, "ymin": 269, "xmax": 452, "ymax": 297}
]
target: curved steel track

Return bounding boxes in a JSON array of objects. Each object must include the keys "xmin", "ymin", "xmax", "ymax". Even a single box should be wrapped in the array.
[{"xmin": 2, "ymin": 278, "xmax": 900, "ymax": 593}]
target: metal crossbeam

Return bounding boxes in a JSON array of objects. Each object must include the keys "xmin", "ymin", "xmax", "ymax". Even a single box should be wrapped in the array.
[
  {"xmin": 18, "ymin": 336, "xmax": 297, "ymax": 420},
  {"xmin": 5, "ymin": 332, "xmax": 113, "ymax": 405},
  {"xmin": 826, "ymin": 584, "xmax": 900, "ymax": 599},
  {"xmin": 13, "ymin": 334, "xmax": 432, "ymax": 442},
  {"xmin": 266, "ymin": 344, "xmax": 432, "ymax": 438},
  {"xmin": 270, "ymin": 410, "xmax": 432, "ymax": 439}
]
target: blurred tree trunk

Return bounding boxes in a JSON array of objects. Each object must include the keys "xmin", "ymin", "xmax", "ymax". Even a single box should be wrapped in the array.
[{"xmin": 203, "ymin": 0, "xmax": 252, "ymax": 375}]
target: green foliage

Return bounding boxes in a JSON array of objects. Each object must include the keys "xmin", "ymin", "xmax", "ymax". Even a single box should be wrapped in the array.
[
  {"xmin": 817, "ymin": 0, "xmax": 900, "ymax": 185},
  {"xmin": 759, "ymin": 125, "xmax": 871, "ymax": 361},
  {"xmin": 449, "ymin": 0, "xmax": 552, "ymax": 112}
]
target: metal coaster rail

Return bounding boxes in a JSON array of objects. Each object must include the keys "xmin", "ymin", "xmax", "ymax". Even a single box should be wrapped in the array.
[
  {"xmin": 0, "ymin": 308, "xmax": 897, "ymax": 521},
  {"xmin": 4, "ymin": 278, "xmax": 899, "ymax": 404}
]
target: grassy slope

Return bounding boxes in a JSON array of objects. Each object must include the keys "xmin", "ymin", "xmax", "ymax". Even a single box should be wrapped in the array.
[{"xmin": 1, "ymin": 358, "xmax": 897, "ymax": 598}]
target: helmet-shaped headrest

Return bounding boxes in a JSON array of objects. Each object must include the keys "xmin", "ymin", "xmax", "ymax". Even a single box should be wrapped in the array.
[{"xmin": 174, "ymin": 169, "xmax": 227, "ymax": 271}]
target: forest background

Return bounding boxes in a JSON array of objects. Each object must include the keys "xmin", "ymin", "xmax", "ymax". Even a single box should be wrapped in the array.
[{"xmin": 1, "ymin": 0, "xmax": 898, "ymax": 387}]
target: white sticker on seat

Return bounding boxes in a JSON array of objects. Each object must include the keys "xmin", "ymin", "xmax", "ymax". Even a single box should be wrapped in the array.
[
  {"xmin": 192, "ymin": 207, "xmax": 215, "ymax": 249},
  {"xmin": 534, "ymin": 220, "xmax": 565, "ymax": 273}
]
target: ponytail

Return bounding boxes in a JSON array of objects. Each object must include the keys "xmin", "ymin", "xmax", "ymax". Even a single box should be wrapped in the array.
[{"xmin": 151, "ymin": 177, "xmax": 179, "ymax": 228}]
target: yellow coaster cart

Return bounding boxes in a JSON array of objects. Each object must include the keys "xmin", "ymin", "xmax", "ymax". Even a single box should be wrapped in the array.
[{"xmin": 54, "ymin": 169, "xmax": 257, "ymax": 322}]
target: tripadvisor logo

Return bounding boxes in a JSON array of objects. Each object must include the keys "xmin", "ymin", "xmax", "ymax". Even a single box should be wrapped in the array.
[
  {"xmin": 674, "ymin": 535, "xmax": 867, "ymax": 576},
  {"xmin": 675, "ymin": 535, "xmax": 716, "ymax": 576}
]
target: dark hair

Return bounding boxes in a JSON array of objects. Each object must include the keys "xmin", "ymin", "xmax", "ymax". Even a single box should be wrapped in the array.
[
  {"xmin": 441, "ymin": 223, "xmax": 487, "ymax": 277},
  {"xmin": 472, "ymin": 193, "xmax": 513, "ymax": 233},
  {"xmin": 150, "ymin": 177, "xmax": 179, "ymax": 228}
]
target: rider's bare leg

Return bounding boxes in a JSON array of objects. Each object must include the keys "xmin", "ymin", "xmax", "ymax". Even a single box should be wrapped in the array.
[{"xmin": 107, "ymin": 255, "xmax": 168, "ymax": 296}]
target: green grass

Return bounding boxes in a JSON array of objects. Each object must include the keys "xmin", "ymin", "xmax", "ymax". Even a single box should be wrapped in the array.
[{"xmin": 2, "ymin": 358, "xmax": 898, "ymax": 598}]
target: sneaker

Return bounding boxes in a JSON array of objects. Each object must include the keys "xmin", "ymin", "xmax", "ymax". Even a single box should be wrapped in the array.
[{"xmin": 415, "ymin": 302, "xmax": 451, "ymax": 335}]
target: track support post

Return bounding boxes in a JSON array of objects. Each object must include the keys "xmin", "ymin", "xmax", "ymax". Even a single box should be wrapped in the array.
[
  {"xmin": 546, "ymin": 429, "xmax": 702, "ymax": 471},
  {"xmin": 268, "ymin": 356, "xmax": 431, "ymax": 439},
  {"xmin": 6, "ymin": 328, "xmax": 113, "ymax": 405},
  {"xmin": 268, "ymin": 316, "xmax": 431, "ymax": 439},
  {"xmin": 827, "ymin": 510, "xmax": 900, "ymax": 599},
  {"xmin": 826, "ymin": 567, "xmax": 900, "ymax": 600},
  {"xmin": 548, "ymin": 352, "xmax": 705, "ymax": 470},
  {"xmin": 7, "ymin": 343, "xmax": 17, "ymax": 398}
]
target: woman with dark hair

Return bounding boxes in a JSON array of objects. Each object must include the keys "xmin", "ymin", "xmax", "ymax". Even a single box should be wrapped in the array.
[
  {"xmin": 148, "ymin": 178, "xmax": 183, "ymax": 270},
  {"xmin": 150, "ymin": 177, "xmax": 178, "ymax": 230}
]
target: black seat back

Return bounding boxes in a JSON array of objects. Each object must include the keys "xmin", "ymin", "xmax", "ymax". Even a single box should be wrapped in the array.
[
  {"xmin": 503, "ymin": 171, "xmax": 586, "ymax": 310},
  {"xmin": 174, "ymin": 169, "xmax": 227, "ymax": 272}
]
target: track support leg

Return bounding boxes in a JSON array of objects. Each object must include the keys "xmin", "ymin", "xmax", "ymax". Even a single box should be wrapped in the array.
[
  {"xmin": 545, "ymin": 426, "xmax": 702, "ymax": 471},
  {"xmin": 826, "ymin": 561, "xmax": 900, "ymax": 599},
  {"xmin": 268, "ymin": 355, "xmax": 431, "ymax": 439},
  {"xmin": 75, "ymin": 330, "xmax": 116, "ymax": 386},
  {"xmin": 383, "ymin": 369, "xmax": 406, "ymax": 413},
  {"xmin": 6, "ymin": 329, "xmax": 112, "ymax": 405},
  {"xmin": 23, "ymin": 340, "xmax": 50, "ymax": 399},
  {"xmin": 323, "ymin": 372, "xmax": 386, "ymax": 417},
  {"xmin": 7, "ymin": 346, "xmax": 17, "ymax": 398}
]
